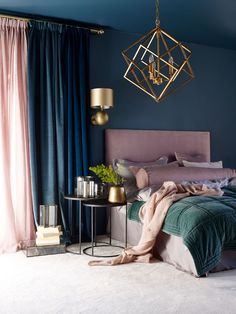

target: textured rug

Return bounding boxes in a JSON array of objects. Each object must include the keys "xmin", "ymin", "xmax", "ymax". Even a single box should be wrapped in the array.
[{"xmin": 0, "ymin": 241, "xmax": 236, "ymax": 314}]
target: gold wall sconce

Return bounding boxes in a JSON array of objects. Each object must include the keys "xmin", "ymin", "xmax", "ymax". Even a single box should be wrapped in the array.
[{"xmin": 90, "ymin": 88, "xmax": 114, "ymax": 125}]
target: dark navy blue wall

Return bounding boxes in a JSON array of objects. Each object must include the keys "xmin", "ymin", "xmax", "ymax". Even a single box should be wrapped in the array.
[{"xmin": 89, "ymin": 30, "xmax": 236, "ymax": 168}]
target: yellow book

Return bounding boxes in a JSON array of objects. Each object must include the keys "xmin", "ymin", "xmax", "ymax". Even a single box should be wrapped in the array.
[
  {"xmin": 36, "ymin": 232, "xmax": 61, "ymax": 240},
  {"xmin": 36, "ymin": 237, "xmax": 60, "ymax": 246},
  {"xmin": 37, "ymin": 225, "xmax": 61, "ymax": 232},
  {"xmin": 36, "ymin": 230, "xmax": 62, "ymax": 238},
  {"xmin": 37, "ymin": 226, "xmax": 62, "ymax": 237}
]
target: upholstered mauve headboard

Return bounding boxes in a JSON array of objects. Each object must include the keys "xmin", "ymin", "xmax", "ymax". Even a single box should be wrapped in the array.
[{"xmin": 105, "ymin": 129, "xmax": 210, "ymax": 164}]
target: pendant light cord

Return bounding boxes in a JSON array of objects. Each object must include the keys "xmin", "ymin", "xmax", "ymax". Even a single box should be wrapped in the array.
[{"xmin": 155, "ymin": 0, "xmax": 160, "ymax": 27}]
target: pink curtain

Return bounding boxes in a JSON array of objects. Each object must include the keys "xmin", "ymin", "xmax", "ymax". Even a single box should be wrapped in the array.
[{"xmin": 0, "ymin": 18, "xmax": 35, "ymax": 253}]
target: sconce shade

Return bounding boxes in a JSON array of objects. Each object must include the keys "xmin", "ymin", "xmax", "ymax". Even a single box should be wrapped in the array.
[{"xmin": 90, "ymin": 88, "xmax": 113, "ymax": 109}]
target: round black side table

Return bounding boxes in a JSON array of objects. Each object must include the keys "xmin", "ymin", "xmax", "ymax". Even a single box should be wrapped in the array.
[
  {"xmin": 64, "ymin": 195, "xmax": 105, "ymax": 254},
  {"xmin": 83, "ymin": 199, "xmax": 128, "ymax": 258}
]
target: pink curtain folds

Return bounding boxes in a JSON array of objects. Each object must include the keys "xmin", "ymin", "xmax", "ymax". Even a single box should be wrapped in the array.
[{"xmin": 0, "ymin": 18, "xmax": 35, "ymax": 253}]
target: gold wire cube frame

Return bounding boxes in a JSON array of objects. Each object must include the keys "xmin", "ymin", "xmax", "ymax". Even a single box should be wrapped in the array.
[{"xmin": 122, "ymin": 26, "xmax": 195, "ymax": 102}]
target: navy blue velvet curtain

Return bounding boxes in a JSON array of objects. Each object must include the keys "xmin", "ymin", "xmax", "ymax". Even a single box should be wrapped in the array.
[{"xmin": 27, "ymin": 21, "xmax": 90, "ymax": 241}]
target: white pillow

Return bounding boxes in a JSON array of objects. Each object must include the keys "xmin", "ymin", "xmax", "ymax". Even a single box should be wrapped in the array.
[{"xmin": 182, "ymin": 160, "xmax": 223, "ymax": 168}]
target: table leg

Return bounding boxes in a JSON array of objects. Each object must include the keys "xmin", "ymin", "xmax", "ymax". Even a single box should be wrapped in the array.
[
  {"xmin": 125, "ymin": 204, "xmax": 127, "ymax": 248},
  {"xmin": 69, "ymin": 200, "xmax": 73, "ymax": 237},
  {"xmin": 91, "ymin": 206, "xmax": 94, "ymax": 256},
  {"xmin": 109, "ymin": 206, "xmax": 112, "ymax": 245},
  {"xmin": 94, "ymin": 207, "xmax": 97, "ymax": 246},
  {"xmin": 79, "ymin": 200, "xmax": 82, "ymax": 255}
]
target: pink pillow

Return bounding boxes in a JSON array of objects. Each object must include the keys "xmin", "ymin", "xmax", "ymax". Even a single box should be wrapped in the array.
[
  {"xmin": 175, "ymin": 152, "xmax": 206, "ymax": 165},
  {"xmin": 130, "ymin": 161, "xmax": 179, "ymax": 175},
  {"xmin": 133, "ymin": 166, "xmax": 236, "ymax": 189},
  {"xmin": 130, "ymin": 162, "xmax": 179, "ymax": 188}
]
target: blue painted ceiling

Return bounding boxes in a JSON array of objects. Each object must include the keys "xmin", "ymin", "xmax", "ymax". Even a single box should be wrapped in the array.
[{"xmin": 0, "ymin": 0, "xmax": 236, "ymax": 49}]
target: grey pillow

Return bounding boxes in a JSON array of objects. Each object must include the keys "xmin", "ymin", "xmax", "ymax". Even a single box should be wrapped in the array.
[
  {"xmin": 175, "ymin": 152, "xmax": 206, "ymax": 165},
  {"xmin": 181, "ymin": 178, "xmax": 229, "ymax": 189},
  {"xmin": 113, "ymin": 156, "xmax": 168, "ymax": 201},
  {"xmin": 182, "ymin": 160, "xmax": 223, "ymax": 168},
  {"xmin": 113, "ymin": 156, "xmax": 168, "ymax": 180}
]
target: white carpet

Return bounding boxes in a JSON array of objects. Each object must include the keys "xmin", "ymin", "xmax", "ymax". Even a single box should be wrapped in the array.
[{"xmin": 0, "ymin": 242, "xmax": 236, "ymax": 314}]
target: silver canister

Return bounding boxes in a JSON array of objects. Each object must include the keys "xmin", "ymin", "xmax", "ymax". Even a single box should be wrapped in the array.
[
  {"xmin": 99, "ymin": 183, "xmax": 106, "ymax": 197},
  {"xmin": 88, "ymin": 180, "xmax": 95, "ymax": 197},
  {"xmin": 94, "ymin": 183, "xmax": 98, "ymax": 197},
  {"xmin": 75, "ymin": 176, "xmax": 84, "ymax": 197},
  {"xmin": 83, "ymin": 181, "xmax": 89, "ymax": 198},
  {"xmin": 39, "ymin": 204, "xmax": 58, "ymax": 227},
  {"xmin": 48, "ymin": 205, "xmax": 58, "ymax": 227},
  {"xmin": 78, "ymin": 180, "xmax": 84, "ymax": 197}
]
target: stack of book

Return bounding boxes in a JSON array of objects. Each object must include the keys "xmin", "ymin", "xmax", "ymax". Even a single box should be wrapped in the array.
[{"xmin": 36, "ymin": 225, "xmax": 62, "ymax": 246}]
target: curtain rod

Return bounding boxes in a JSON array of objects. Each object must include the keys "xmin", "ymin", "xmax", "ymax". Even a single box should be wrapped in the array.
[{"xmin": 0, "ymin": 13, "xmax": 104, "ymax": 35}]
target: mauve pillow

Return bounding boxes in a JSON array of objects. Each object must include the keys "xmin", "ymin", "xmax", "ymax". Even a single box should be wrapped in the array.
[
  {"xmin": 182, "ymin": 160, "xmax": 223, "ymax": 168},
  {"xmin": 134, "ymin": 166, "xmax": 236, "ymax": 189},
  {"xmin": 130, "ymin": 161, "xmax": 179, "ymax": 175},
  {"xmin": 131, "ymin": 162, "xmax": 179, "ymax": 188},
  {"xmin": 175, "ymin": 152, "xmax": 206, "ymax": 165}
]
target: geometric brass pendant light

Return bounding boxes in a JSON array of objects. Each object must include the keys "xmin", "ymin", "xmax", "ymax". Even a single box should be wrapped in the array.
[{"xmin": 122, "ymin": 0, "xmax": 194, "ymax": 103}]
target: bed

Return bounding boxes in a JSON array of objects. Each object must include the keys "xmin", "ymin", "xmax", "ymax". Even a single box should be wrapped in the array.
[{"xmin": 105, "ymin": 129, "xmax": 236, "ymax": 277}]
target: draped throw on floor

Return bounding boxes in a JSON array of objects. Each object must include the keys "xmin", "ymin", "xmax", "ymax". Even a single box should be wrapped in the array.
[
  {"xmin": 27, "ymin": 21, "xmax": 90, "ymax": 240},
  {"xmin": 89, "ymin": 181, "xmax": 223, "ymax": 266},
  {"xmin": 0, "ymin": 18, "xmax": 35, "ymax": 253}
]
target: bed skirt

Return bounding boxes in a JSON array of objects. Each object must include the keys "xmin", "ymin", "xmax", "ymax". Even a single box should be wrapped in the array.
[{"xmin": 108, "ymin": 206, "xmax": 236, "ymax": 276}]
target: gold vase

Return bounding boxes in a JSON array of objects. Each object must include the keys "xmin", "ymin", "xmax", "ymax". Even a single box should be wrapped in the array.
[{"xmin": 108, "ymin": 186, "xmax": 126, "ymax": 203}]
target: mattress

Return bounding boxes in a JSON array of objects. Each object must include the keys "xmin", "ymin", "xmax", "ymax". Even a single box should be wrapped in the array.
[{"xmin": 108, "ymin": 205, "xmax": 236, "ymax": 277}]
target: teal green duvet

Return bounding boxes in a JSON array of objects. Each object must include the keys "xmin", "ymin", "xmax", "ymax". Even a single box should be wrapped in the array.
[{"xmin": 128, "ymin": 186, "xmax": 236, "ymax": 276}]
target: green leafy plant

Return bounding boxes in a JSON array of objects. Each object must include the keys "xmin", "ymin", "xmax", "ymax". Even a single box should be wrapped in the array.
[{"xmin": 89, "ymin": 164, "xmax": 123, "ymax": 186}]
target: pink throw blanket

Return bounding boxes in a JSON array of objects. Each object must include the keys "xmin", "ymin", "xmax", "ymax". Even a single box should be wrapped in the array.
[{"xmin": 89, "ymin": 181, "xmax": 223, "ymax": 266}]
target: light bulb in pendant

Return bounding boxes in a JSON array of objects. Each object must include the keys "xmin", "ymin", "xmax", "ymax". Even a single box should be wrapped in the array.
[
  {"xmin": 149, "ymin": 54, "xmax": 155, "ymax": 80},
  {"xmin": 168, "ymin": 56, "xmax": 174, "ymax": 76}
]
